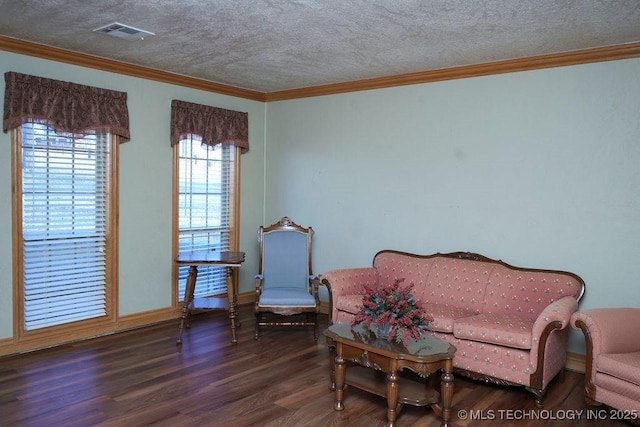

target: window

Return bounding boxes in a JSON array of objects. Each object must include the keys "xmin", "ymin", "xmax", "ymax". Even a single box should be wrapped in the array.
[
  {"xmin": 176, "ymin": 135, "xmax": 236, "ymax": 300},
  {"xmin": 170, "ymin": 99, "xmax": 247, "ymax": 304},
  {"xmin": 17, "ymin": 123, "xmax": 116, "ymax": 331}
]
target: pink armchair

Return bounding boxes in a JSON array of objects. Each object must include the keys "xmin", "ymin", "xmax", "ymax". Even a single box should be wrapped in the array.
[{"xmin": 571, "ymin": 308, "xmax": 640, "ymax": 421}]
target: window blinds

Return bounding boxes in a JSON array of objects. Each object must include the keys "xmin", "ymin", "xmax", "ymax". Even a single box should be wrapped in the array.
[
  {"xmin": 177, "ymin": 136, "xmax": 233, "ymax": 299},
  {"xmin": 21, "ymin": 124, "xmax": 109, "ymax": 330}
]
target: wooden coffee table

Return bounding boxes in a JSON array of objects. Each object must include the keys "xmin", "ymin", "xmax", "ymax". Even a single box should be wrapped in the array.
[{"xmin": 325, "ymin": 323, "xmax": 456, "ymax": 427}]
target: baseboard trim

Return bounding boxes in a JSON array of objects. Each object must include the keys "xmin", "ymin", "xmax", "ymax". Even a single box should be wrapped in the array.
[
  {"xmin": 0, "ymin": 306, "xmax": 180, "ymax": 357},
  {"xmin": 565, "ymin": 351, "xmax": 586, "ymax": 373},
  {"xmin": 115, "ymin": 307, "xmax": 181, "ymax": 331},
  {"xmin": 237, "ymin": 292, "xmax": 255, "ymax": 305},
  {"xmin": 1, "ymin": 289, "xmax": 589, "ymax": 373}
]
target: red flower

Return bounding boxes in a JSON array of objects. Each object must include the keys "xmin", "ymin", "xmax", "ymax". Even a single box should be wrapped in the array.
[{"xmin": 351, "ymin": 278, "xmax": 432, "ymax": 346}]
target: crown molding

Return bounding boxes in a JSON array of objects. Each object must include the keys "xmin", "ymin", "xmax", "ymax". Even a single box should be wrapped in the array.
[
  {"xmin": 0, "ymin": 35, "xmax": 266, "ymax": 102},
  {"xmin": 2, "ymin": 35, "xmax": 640, "ymax": 103},
  {"xmin": 265, "ymin": 42, "xmax": 640, "ymax": 101}
]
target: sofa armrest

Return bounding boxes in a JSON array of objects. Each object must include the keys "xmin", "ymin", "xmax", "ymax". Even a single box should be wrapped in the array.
[
  {"xmin": 528, "ymin": 296, "xmax": 578, "ymax": 378},
  {"xmin": 319, "ymin": 267, "xmax": 379, "ymax": 323},
  {"xmin": 532, "ymin": 296, "xmax": 579, "ymax": 337}
]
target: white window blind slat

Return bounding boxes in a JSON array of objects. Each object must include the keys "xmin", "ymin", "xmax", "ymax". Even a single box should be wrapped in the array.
[
  {"xmin": 24, "ymin": 261, "xmax": 106, "ymax": 276},
  {"xmin": 25, "ymin": 307, "xmax": 105, "ymax": 329},
  {"xmin": 26, "ymin": 290, "xmax": 106, "ymax": 309},
  {"xmin": 21, "ymin": 123, "xmax": 109, "ymax": 331},
  {"xmin": 23, "ymin": 270, "xmax": 106, "ymax": 290}
]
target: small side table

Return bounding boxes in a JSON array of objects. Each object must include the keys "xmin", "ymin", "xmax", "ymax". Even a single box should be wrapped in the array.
[
  {"xmin": 175, "ymin": 250, "xmax": 245, "ymax": 344},
  {"xmin": 325, "ymin": 323, "xmax": 456, "ymax": 427}
]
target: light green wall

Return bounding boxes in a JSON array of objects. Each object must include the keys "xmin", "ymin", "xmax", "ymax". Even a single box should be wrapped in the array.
[
  {"xmin": 265, "ymin": 58, "xmax": 640, "ymax": 354},
  {"xmin": 0, "ymin": 51, "xmax": 266, "ymax": 339},
  {"xmin": 2, "ymin": 50, "xmax": 639, "ymax": 355}
]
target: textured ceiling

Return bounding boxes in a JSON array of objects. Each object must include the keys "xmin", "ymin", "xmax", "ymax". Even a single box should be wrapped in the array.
[{"xmin": 1, "ymin": 0, "xmax": 640, "ymax": 93}]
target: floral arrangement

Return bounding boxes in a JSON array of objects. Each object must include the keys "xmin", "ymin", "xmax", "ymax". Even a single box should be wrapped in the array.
[{"xmin": 351, "ymin": 278, "xmax": 433, "ymax": 346}]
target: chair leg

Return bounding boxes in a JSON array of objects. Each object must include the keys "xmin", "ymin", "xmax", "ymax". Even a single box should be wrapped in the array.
[
  {"xmin": 254, "ymin": 313, "xmax": 260, "ymax": 340},
  {"xmin": 525, "ymin": 386, "xmax": 547, "ymax": 409},
  {"xmin": 313, "ymin": 313, "xmax": 319, "ymax": 342},
  {"xmin": 254, "ymin": 311, "xmax": 319, "ymax": 340}
]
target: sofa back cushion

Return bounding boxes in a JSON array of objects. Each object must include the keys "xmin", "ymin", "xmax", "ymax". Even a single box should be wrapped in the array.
[
  {"xmin": 373, "ymin": 250, "xmax": 584, "ymax": 322},
  {"xmin": 373, "ymin": 250, "xmax": 435, "ymax": 290},
  {"xmin": 373, "ymin": 251, "xmax": 491, "ymax": 314},
  {"xmin": 483, "ymin": 264, "xmax": 584, "ymax": 320},
  {"xmin": 424, "ymin": 256, "xmax": 494, "ymax": 313}
]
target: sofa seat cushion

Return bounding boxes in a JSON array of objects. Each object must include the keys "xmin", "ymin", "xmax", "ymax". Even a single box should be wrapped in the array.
[
  {"xmin": 334, "ymin": 293, "xmax": 362, "ymax": 315},
  {"xmin": 597, "ymin": 351, "xmax": 640, "ymax": 387},
  {"xmin": 423, "ymin": 303, "xmax": 479, "ymax": 333},
  {"xmin": 454, "ymin": 312, "xmax": 535, "ymax": 349},
  {"xmin": 431, "ymin": 331, "xmax": 533, "ymax": 386},
  {"xmin": 595, "ymin": 371, "xmax": 640, "ymax": 405}
]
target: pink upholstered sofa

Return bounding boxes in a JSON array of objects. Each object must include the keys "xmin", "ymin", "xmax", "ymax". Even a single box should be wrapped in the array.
[{"xmin": 320, "ymin": 250, "xmax": 585, "ymax": 407}]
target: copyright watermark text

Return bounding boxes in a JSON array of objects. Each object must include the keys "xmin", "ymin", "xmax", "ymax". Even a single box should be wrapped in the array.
[{"xmin": 457, "ymin": 409, "xmax": 638, "ymax": 421}]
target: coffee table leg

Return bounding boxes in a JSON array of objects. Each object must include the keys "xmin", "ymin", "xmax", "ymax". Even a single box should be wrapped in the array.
[
  {"xmin": 440, "ymin": 361, "xmax": 454, "ymax": 427},
  {"xmin": 334, "ymin": 353, "xmax": 345, "ymax": 411},
  {"xmin": 327, "ymin": 341, "xmax": 337, "ymax": 391},
  {"xmin": 386, "ymin": 371, "xmax": 400, "ymax": 427}
]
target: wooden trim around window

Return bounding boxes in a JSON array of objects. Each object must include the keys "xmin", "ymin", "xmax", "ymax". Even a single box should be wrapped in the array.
[
  {"xmin": 171, "ymin": 143, "xmax": 180, "ymax": 308},
  {"xmin": 11, "ymin": 129, "xmax": 24, "ymax": 342},
  {"xmin": 170, "ymin": 144, "xmax": 242, "ymax": 308},
  {"xmin": 3, "ymin": 131, "xmax": 120, "ymax": 357},
  {"xmin": 230, "ymin": 147, "xmax": 241, "ymax": 252},
  {"xmin": 107, "ymin": 134, "xmax": 120, "ymax": 323}
]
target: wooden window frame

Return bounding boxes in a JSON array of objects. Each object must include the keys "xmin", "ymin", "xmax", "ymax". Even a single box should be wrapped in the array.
[
  {"xmin": 10, "ymin": 127, "xmax": 119, "ymax": 352},
  {"xmin": 171, "ymin": 142, "xmax": 241, "ymax": 307}
]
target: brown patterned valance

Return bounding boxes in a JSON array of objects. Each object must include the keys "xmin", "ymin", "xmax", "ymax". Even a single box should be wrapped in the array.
[
  {"xmin": 170, "ymin": 100, "xmax": 249, "ymax": 152},
  {"xmin": 3, "ymin": 71, "xmax": 130, "ymax": 142}
]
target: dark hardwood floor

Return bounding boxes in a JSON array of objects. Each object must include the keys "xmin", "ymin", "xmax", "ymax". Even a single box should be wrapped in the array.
[{"xmin": 0, "ymin": 305, "xmax": 630, "ymax": 427}]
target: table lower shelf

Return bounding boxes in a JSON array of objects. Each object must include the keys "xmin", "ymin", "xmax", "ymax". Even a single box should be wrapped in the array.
[
  {"xmin": 346, "ymin": 366, "xmax": 440, "ymax": 407},
  {"xmin": 191, "ymin": 296, "xmax": 230, "ymax": 310}
]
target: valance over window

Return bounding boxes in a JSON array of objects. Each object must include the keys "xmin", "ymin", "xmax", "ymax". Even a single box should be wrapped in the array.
[
  {"xmin": 170, "ymin": 100, "xmax": 249, "ymax": 152},
  {"xmin": 3, "ymin": 71, "xmax": 130, "ymax": 142}
]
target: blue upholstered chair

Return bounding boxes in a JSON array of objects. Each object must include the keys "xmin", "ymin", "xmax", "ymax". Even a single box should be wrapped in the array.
[{"xmin": 254, "ymin": 217, "xmax": 320, "ymax": 341}]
